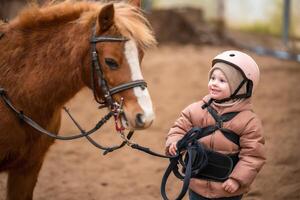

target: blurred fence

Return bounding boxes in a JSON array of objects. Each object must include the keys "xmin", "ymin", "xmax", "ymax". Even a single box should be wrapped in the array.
[
  {"xmin": 153, "ymin": 0, "xmax": 300, "ymax": 37},
  {"xmin": 1, "ymin": 0, "xmax": 299, "ymax": 61}
]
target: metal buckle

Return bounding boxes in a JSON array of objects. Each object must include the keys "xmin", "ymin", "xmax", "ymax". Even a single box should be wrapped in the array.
[
  {"xmin": 216, "ymin": 120, "xmax": 223, "ymax": 129},
  {"xmin": 112, "ymin": 98, "xmax": 125, "ymax": 132}
]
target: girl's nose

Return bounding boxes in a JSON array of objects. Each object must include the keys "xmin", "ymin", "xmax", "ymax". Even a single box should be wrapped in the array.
[{"xmin": 211, "ymin": 80, "xmax": 217, "ymax": 86}]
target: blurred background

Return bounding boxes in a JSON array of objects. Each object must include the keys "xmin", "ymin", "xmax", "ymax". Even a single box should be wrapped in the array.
[
  {"xmin": 0, "ymin": 0, "xmax": 300, "ymax": 200},
  {"xmin": 1, "ymin": 0, "xmax": 300, "ymax": 56}
]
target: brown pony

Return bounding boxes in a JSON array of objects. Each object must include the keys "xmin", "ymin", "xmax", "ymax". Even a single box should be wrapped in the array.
[{"xmin": 0, "ymin": 0, "xmax": 156, "ymax": 199}]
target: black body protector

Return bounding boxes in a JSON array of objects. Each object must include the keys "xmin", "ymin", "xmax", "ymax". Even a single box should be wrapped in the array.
[
  {"xmin": 161, "ymin": 105, "xmax": 241, "ymax": 200},
  {"xmin": 183, "ymin": 105, "xmax": 240, "ymax": 180}
]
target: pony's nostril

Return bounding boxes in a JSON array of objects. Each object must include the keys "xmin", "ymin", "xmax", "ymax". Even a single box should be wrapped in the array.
[{"xmin": 135, "ymin": 113, "xmax": 145, "ymax": 127}]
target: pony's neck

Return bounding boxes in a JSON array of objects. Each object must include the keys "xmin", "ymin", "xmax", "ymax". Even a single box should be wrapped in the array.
[{"xmin": 7, "ymin": 22, "xmax": 91, "ymax": 115}]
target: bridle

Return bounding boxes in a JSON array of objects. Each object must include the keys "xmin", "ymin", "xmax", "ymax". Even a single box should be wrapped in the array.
[{"xmin": 90, "ymin": 28, "xmax": 147, "ymax": 109}]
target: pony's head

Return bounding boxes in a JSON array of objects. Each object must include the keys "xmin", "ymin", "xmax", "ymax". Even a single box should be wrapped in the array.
[{"xmin": 82, "ymin": 0, "xmax": 156, "ymax": 130}]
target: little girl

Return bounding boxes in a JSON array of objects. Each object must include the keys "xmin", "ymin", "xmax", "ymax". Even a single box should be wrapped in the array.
[{"xmin": 166, "ymin": 50, "xmax": 266, "ymax": 200}]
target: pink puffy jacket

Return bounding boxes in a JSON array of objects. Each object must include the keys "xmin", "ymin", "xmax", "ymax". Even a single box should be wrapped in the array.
[{"xmin": 166, "ymin": 95, "xmax": 266, "ymax": 198}]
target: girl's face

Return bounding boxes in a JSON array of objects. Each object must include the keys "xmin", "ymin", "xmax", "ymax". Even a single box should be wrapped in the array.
[{"xmin": 208, "ymin": 69, "xmax": 231, "ymax": 100}]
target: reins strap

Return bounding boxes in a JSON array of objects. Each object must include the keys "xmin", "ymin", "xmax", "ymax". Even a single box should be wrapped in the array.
[
  {"xmin": 86, "ymin": 130, "xmax": 135, "ymax": 155},
  {"xmin": 161, "ymin": 158, "xmax": 180, "ymax": 199},
  {"xmin": 161, "ymin": 148, "xmax": 194, "ymax": 200},
  {"xmin": 64, "ymin": 107, "xmax": 134, "ymax": 154},
  {"xmin": 160, "ymin": 127, "xmax": 211, "ymax": 200},
  {"xmin": 0, "ymin": 89, "xmax": 113, "ymax": 140},
  {"xmin": 130, "ymin": 144, "xmax": 172, "ymax": 158},
  {"xmin": 0, "ymin": 87, "xmax": 137, "ymax": 154}
]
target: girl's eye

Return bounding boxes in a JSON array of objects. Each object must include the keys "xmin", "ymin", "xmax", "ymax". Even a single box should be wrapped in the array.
[
  {"xmin": 219, "ymin": 78, "xmax": 227, "ymax": 83},
  {"xmin": 211, "ymin": 76, "xmax": 215, "ymax": 80},
  {"xmin": 105, "ymin": 58, "xmax": 119, "ymax": 70}
]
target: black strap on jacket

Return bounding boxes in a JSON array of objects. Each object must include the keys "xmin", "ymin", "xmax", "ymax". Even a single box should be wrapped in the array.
[
  {"xmin": 206, "ymin": 106, "xmax": 240, "ymax": 146},
  {"xmin": 160, "ymin": 105, "xmax": 240, "ymax": 200}
]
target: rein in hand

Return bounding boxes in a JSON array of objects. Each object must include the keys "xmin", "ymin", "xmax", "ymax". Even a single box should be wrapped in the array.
[
  {"xmin": 0, "ymin": 87, "xmax": 175, "ymax": 157},
  {"xmin": 0, "ymin": 88, "xmax": 198, "ymax": 200}
]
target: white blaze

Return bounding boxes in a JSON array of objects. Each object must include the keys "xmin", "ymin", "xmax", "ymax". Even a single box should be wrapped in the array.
[{"xmin": 124, "ymin": 40, "xmax": 155, "ymax": 124}]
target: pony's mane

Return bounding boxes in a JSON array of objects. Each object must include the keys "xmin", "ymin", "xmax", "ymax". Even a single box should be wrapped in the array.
[{"xmin": 11, "ymin": 1, "xmax": 156, "ymax": 49}]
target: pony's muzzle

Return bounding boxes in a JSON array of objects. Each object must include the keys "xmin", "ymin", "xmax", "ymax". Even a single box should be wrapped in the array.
[
  {"xmin": 122, "ymin": 109, "xmax": 154, "ymax": 130},
  {"xmin": 135, "ymin": 109, "xmax": 154, "ymax": 129}
]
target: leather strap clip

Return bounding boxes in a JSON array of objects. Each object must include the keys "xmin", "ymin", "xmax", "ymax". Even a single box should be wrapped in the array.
[{"xmin": 216, "ymin": 119, "xmax": 223, "ymax": 129}]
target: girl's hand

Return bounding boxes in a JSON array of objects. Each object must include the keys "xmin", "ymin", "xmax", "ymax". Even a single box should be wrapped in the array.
[
  {"xmin": 222, "ymin": 178, "xmax": 240, "ymax": 193},
  {"xmin": 168, "ymin": 141, "xmax": 178, "ymax": 156}
]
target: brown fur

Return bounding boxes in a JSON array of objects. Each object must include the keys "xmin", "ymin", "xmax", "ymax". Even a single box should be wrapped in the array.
[{"xmin": 0, "ymin": 1, "xmax": 156, "ymax": 199}]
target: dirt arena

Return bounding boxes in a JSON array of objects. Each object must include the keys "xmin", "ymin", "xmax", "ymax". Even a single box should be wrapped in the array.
[{"xmin": 0, "ymin": 44, "xmax": 300, "ymax": 200}]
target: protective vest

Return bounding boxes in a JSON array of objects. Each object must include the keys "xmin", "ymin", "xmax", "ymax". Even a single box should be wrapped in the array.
[{"xmin": 161, "ymin": 105, "xmax": 240, "ymax": 200}]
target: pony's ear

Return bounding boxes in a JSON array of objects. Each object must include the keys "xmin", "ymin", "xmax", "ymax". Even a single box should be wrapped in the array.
[
  {"xmin": 97, "ymin": 4, "xmax": 115, "ymax": 33},
  {"xmin": 128, "ymin": 0, "xmax": 141, "ymax": 7}
]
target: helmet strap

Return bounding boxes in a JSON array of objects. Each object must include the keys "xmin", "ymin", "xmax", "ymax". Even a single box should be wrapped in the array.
[
  {"xmin": 202, "ymin": 79, "xmax": 253, "ymax": 109},
  {"xmin": 231, "ymin": 79, "xmax": 248, "ymax": 97}
]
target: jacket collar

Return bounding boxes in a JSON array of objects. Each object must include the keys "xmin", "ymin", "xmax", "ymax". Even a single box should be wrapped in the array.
[{"xmin": 202, "ymin": 95, "xmax": 253, "ymax": 114}]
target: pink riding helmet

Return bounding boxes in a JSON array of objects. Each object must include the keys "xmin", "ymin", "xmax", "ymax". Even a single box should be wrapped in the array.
[{"xmin": 212, "ymin": 50, "xmax": 260, "ymax": 96}]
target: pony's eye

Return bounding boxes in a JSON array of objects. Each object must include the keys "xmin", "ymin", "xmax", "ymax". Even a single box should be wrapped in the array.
[{"xmin": 105, "ymin": 58, "xmax": 119, "ymax": 70}]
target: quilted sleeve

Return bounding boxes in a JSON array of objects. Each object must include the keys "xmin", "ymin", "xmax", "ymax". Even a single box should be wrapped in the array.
[{"xmin": 229, "ymin": 116, "xmax": 266, "ymax": 187}]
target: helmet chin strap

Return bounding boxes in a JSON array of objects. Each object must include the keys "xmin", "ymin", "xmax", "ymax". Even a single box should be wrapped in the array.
[{"xmin": 202, "ymin": 79, "xmax": 253, "ymax": 109}]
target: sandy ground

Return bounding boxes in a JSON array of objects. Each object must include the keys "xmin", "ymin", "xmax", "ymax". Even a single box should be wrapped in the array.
[{"xmin": 1, "ymin": 44, "xmax": 300, "ymax": 200}]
